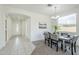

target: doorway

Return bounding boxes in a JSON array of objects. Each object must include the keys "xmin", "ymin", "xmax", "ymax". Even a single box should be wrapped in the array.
[{"xmin": 6, "ymin": 13, "xmax": 30, "ymax": 41}]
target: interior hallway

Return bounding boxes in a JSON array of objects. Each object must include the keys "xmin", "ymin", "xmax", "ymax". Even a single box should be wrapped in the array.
[{"xmin": 0, "ymin": 13, "xmax": 35, "ymax": 55}]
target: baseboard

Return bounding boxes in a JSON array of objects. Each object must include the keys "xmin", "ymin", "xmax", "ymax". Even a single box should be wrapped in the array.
[{"xmin": 31, "ymin": 39, "xmax": 44, "ymax": 42}]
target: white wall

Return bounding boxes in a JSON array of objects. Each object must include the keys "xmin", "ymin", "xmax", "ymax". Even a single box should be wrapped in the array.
[
  {"xmin": 7, "ymin": 17, "xmax": 12, "ymax": 41},
  {"xmin": 76, "ymin": 13, "xmax": 79, "ymax": 46},
  {"xmin": 0, "ymin": 13, "xmax": 5, "ymax": 49},
  {"xmin": 30, "ymin": 14, "xmax": 51, "ymax": 41},
  {"xmin": 21, "ymin": 20, "xmax": 27, "ymax": 36},
  {"xmin": 11, "ymin": 20, "xmax": 21, "ymax": 36},
  {"xmin": 12, "ymin": 20, "xmax": 23, "ymax": 36},
  {"xmin": 50, "ymin": 19, "xmax": 58, "ymax": 33},
  {"xmin": 26, "ymin": 18, "xmax": 31, "ymax": 40}
]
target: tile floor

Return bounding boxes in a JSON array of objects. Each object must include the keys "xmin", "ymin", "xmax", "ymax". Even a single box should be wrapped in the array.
[{"xmin": 0, "ymin": 35, "xmax": 35, "ymax": 55}]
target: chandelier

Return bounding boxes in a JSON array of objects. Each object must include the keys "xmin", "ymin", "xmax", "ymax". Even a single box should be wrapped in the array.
[
  {"xmin": 48, "ymin": 4, "xmax": 60, "ymax": 19},
  {"xmin": 51, "ymin": 6, "xmax": 60, "ymax": 19}
]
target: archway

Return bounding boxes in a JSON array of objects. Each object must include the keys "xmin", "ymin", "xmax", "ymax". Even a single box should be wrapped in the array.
[{"xmin": 0, "ymin": 13, "xmax": 35, "ymax": 55}]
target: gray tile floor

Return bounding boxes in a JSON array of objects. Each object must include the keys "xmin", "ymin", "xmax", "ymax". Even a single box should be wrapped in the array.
[
  {"xmin": 32, "ymin": 40, "xmax": 79, "ymax": 55},
  {"xmin": 0, "ymin": 36, "xmax": 35, "ymax": 55}
]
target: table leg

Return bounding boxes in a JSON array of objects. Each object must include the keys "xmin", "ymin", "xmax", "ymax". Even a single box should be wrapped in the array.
[
  {"xmin": 74, "ymin": 42, "xmax": 76, "ymax": 53},
  {"xmin": 63, "ymin": 40, "xmax": 66, "ymax": 52},
  {"xmin": 71, "ymin": 43, "xmax": 73, "ymax": 55},
  {"xmin": 61, "ymin": 41, "xmax": 63, "ymax": 50}
]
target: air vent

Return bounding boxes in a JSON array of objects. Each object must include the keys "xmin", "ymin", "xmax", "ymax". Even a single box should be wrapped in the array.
[{"xmin": 47, "ymin": 4, "xmax": 53, "ymax": 7}]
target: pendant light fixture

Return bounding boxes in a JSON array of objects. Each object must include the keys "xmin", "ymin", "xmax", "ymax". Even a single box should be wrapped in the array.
[
  {"xmin": 51, "ymin": 6, "xmax": 60, "ymax": 19},
  {"xmin": 47, "ymin": 4, "xmax": 60, "ymax": 19}
]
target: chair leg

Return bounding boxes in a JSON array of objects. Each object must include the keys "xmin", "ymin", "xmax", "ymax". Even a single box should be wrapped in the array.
[
  {"xmin": 56, "ymin": 43, "xmax": 58, "ymax": 52},
  {"xmin": 64, "ymin": 44, "xmax": 67, "ymax": 52},
  {"xmin": 51, "ymin": 40, "xmax": 52, "ymax": 48},
  {"xmin": 61, "ymin": 41, "xmax": 63, "ymax": 50},
  {"xmin": 74, "ymin": 42, "xmax": 76, "ymax": 53},
  {"xmin": 48, "ymin": 40, "xmax": 50, "ymax": 46},
  {"xmin": 45, "ymin": 39, "xmax": 46, "ymax": 44},
  {"xmin": 71, "ymin": 43, "xmax": 73, "ymax": 55}
]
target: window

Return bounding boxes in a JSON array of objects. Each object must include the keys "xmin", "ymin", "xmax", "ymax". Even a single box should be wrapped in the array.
[{"xmin": 57, "ymin": 13, "xmax": 76, "ymax": 32}]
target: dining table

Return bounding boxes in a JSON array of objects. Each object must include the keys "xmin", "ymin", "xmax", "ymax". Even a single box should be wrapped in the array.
[{"xmin": 58, "ymin": 35, "xmax": 73, "ymax": 52}]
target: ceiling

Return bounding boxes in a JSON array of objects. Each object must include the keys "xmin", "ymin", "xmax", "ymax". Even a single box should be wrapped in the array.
[{"xmin": 0, "ymin": 4, "xmax": 79, "ymax": 16}]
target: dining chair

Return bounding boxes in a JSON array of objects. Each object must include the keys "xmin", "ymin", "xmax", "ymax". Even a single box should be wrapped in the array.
[
  {"xmin": 71, "ymin": 35, "xmax": 79, "ymax": 54},
  {"xmin": 43, "ymin": 32, "xmax": 50, "ymax": 46},
  {"xmin": 59, "ymin": 32, "xmax": 68, "ymax": 50},
  {"xmin": 65, "ymin": 35, "xmax": 79, "ymax": 55},
  {"xmin": 50, "ymin": 33, "xmax": 59, "ymax": 52}
]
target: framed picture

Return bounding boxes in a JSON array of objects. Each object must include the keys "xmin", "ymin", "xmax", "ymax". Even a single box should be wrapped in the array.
[{"xmin": 39, "ymin": 22, "xmax": 47, "ymax": 29}]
